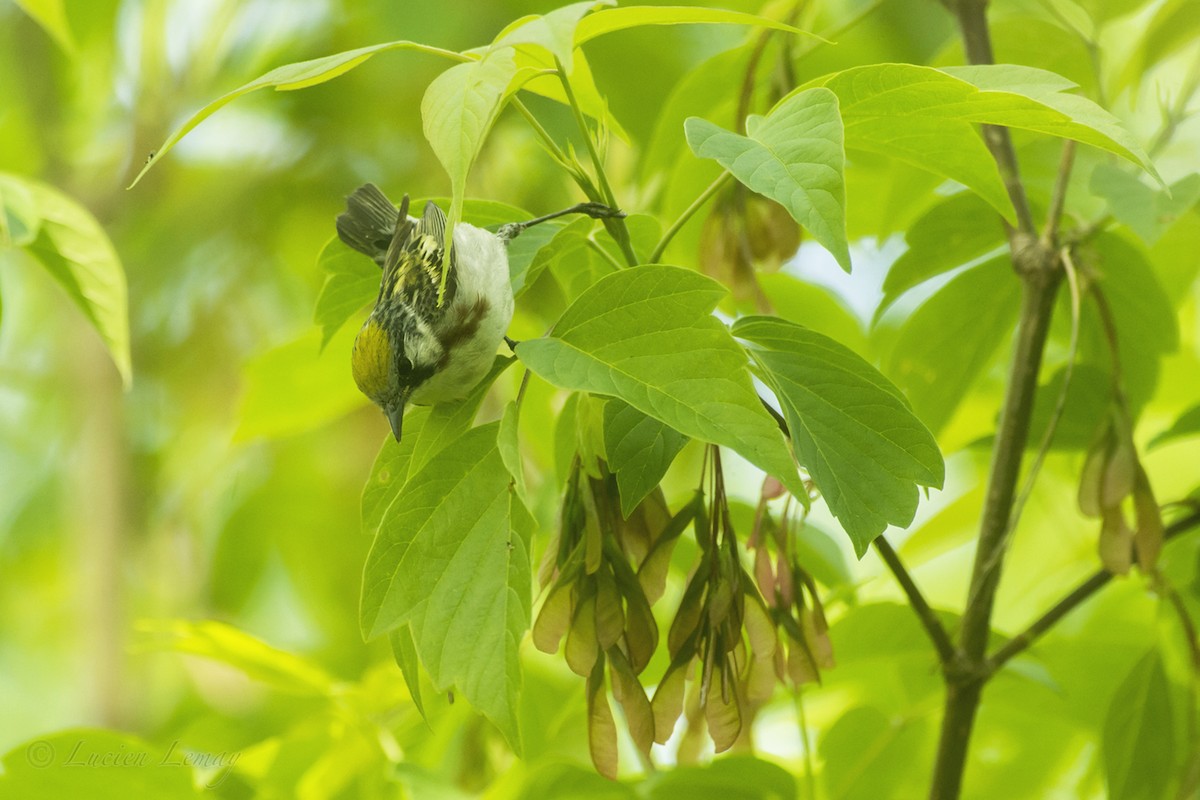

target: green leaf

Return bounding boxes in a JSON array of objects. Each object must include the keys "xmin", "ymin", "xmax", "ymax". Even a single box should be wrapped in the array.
[
  {"xmin": 1150, "ymin": 404, "xmax": 1200, "ymax": 450},
  {"xmin": 13, "ymin": 0, "xmax": 75, "ymax": 54},
  {"xmin": 820, "ymin": 706, "xmax": 932, "ymax": 800},
  {"xmin": 877, "ymin": 192, "xmax": 1005, "ymax": 318},
  {"xmin": 759, "ymin": 273, "xmax": 869, "ymax": 356},
  {"xmin": 500, "ymin": 400, "xmax": 526, "ymax": 498},
  {"xmin": 134, "ymin": 619, "xmax": 333, "ymax": 695},
  {"xmin": 603, "ymin": 398, "xmax": 688, "ymax": 517},
  {"xmin": 129, "ymin": 41, "xmax": 466, "ymax": 187},
  {"xmin": 1089, "ymin": 166, "xmax": 1200, "ymax": 246},
  {"xmin": 685, "ymin": 88, "xmax": 850, "ymax": 272},
  {"xmin": 0, "ymin": 173, "xmax": 40, "ymax": 247},
  {"xmin": 515, "ymin": 265, "xmax": 804, "ymax": 496},
  {"xmin": 733, "ymin": 316, "xmax": 944, "ymax": 555},
  {"xmin": 389, "ymin": 625, "xmax": 426, "ymax": 719},
  {"xmin": 1118, "ymin": 0, "xmax": 1200, "ymax": 92},
  {"xmin": 0, "ymin": 730, "xmax": 205, "ymax": 799},
  {"xmin": 236, "ymin": 326, "xmax": 365, "ymax": 440},
  {"xmin": 802, "ymin": 64, "xmax": 1159, "ymax": 221},
  {"xmin": 360, "ymin": 356, "xmax": 514, "ymax": 536},
  {"xmin": 313, "ymin": 238, "xmax": 376, "ymax": 350},
  {"xmin": 17, "ymin": 177, "xmax": 131, "ymax": 385},
  {"xmin": 421, "ymin": 48, "xmax": 518, "ymax": 284},
  {"xmin": 574, "ymin": 7, "xmax": 820, "ymax": 46},
  {"xmin": 494, "ymin": 1, "xmax": 615, "ymax": 69},
  {"xmin": 360, "ymin": 424, "xmax": 529, "ymax": 749},
  {"xmin": 884, "ymin": 256, "xmax": 1021, "ymax": 435},
  {"xmin": 1102, "ymin": 649, "xmax": 1176, "ymax": 800}
]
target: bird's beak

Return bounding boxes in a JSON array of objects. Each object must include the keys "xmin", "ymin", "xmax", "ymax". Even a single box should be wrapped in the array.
[{"xmin": 386, "ymin": 400, "xmax": 406, "ymax": 442}]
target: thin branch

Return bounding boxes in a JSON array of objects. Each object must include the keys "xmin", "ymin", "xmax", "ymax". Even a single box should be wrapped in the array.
[
  {"xmin": 650, "ymin": 171, "xmax": 732, "ymax": 263},
  {"xmin": 988, "ymin": 508, "xmax": 1200, "ymax": 672},
  {"xmin": 1040, "ymin": 141, "xmax": 1076, "ymax": 248},
  {"xmin": 874, "ymin": 536, "xmax": 958, "ymax": 667}
]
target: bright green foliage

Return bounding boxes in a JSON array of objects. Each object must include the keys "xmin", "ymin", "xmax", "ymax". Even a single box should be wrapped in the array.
[
  {"xmin": 516, "ymin": 266, "xmax": 805, "ymax": 496},
  {"xmin": 361, "ymin": 423, "xmax": 530, "ymax": 748},
  {"xmin": 735, "ymin": 316, "xmax": 944, "ymax": 554},
  {"xmin": 1102, "ymin": 650, "xmax": 1176, "ymax": 800},
  {"xmin": 685, "ymin": 88, "xmax": 850, "ymax": 271},
  {"xmin": 602, "ymin": 398, "xmax": 689, "ymax": 516}
]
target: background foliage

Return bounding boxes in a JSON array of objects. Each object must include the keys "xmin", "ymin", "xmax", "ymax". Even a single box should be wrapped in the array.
[{"xmin": 1, "ymin": 0, "xmax": 1199, "ymax": 797}]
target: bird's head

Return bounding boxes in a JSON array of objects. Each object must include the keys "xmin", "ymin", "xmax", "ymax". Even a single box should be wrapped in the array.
[{"xmin": 351, "ymin": 308, "xmax": 443, "ymax": 440}]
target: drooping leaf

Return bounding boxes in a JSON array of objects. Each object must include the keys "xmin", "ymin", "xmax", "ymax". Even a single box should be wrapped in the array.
[
  {"xmin": 642, "ymin": 755, "xmax": 798, "ymax": 800},
  {"xmin": 516, "ymin": 265, "xmax": 805, "ymax": 497},
  {"xmin": 733, "ymin": 316, "xmax": 944, "ymax": 555},
  {"xmin": 494, "ymin": 1, "xmax": 616, "ymax": 69},
  {"xmin": 587, "ymin": 659, "xmax": 619, "ymax": 779},
  {"xmin": 13, "ymin": 0, "xmax": 75, "ymax": 54},
  {"xmin": 389, "ymin": 625, "xmax": 426, "ymax": 719},
  {"xmin": 129, "ymin": 41, "xmax": 466, "ymax": 187},
  {"xmin": 800, "ymin": 63, "xmax": 1159, "ymax": 221},
  {"xmin": 1102, "ymin": 649, "xmax": 1176, "ymax": 800},
  {"xmin": 360, "ymin": 424, "xmax": 529, "ymax": 749},
  {"xmin": 603, "ymin": 399, "xmax": 689, "ymax": 517},
  {"xmin": 877, "ymin": 192, "xmax": 1005, "ymax": 318},
  {"xmin": 16, "ymin": 177, "xmax": 131, "ymax": 385},
  {"xmin": 686, "ymin": 88, "xmax": 850, "ymax": 272},
  {"xmin": 421, "ymin": 48, "xmax": 518, "ymax": 285},
  {"xmin": 884, "ymin": 256, "xmax": 1021, "ymax": 435}
]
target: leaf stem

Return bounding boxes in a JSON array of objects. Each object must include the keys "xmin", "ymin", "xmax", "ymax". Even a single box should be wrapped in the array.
[
  {"xmin": 1040, "ymin": 141, "xmax": 1076, "ymax": 248},
  {"xmin": 554, "ymin": 59, "xmax": 640, "ymax": 267},
  {"xmin": 873, "ymin": 536, "xmax": 958, "ymax": 667},
  {"xmin": 649, "ymin": 171, "xmax": 733, "ymax": 263}
]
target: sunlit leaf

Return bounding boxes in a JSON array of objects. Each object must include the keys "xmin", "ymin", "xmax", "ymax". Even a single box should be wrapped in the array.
[
  {"xmin": 15, "ymin": 177, "xmax": 130, "ymax": 385},
  {"xmin": 389, "ymin": 625, "xmax": 426, "ymax": 719},
  {"xmin": 734, "ymin": 316, "xmax": 944, "ymax": 556},
  {"xmin": 360, "ymin": 423, "xmax": 529, "ymax": 749},
  {"xmin": 129, "ymin": 41, "xmax": 466, "ymax": 187},
  {"xmin": 642, "ymin": 755, "xmax": 798, "ymax": 800},
  {"xmin": 13, "ymin": 0, "xmax": 75, "ymax": 54},
  {"xmin": 1150, "ymin": 404, "xmax": 1200, "ymax": 450},
  {"xmin": 313, "ymin": 238, "xmax": 376, "ymax": 350},
  {"xmin": 495, "ymin": 1, "xmax": 616, "ymax": 69},
  {"xmin": 603, "ymin": 399, "xmax": 688, "ymax": 517},
  {"xmin": 686, "ymin": 88, "xmax": 849, "ymax": 271},
  {"xmin": 1089, "ymin": 166, "xmax": 1200, "ymax": 246},
  {"xmin": 516, "ymin": 265, "xmax": 805, "ymax": 497},
  {"xmin": 574, "ymin": 6, "xmax": 819, "ymax": 46}
]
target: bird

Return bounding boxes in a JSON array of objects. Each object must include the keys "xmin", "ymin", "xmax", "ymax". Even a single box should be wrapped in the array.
[{"xmin": 337, "ymin": 183, "xmax": 622, "ymax": 440}]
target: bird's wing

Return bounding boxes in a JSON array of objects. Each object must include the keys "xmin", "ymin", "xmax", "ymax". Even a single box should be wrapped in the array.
[
  {"xmin": 336, "ymin": 184, "xmax": 403, "ymax": 266},
  {"xmin": 380, "ymin": 200, "xmax": 458, "ymax": 318}
]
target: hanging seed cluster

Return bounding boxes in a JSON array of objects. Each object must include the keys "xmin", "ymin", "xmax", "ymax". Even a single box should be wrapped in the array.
[
  {"xmin": 1078, "ymin": 407, "xmax": 1164, "ymax": 574},
  {"xmin": 534, "ymin": 447, "xmax": 834, "ymax": 777}
]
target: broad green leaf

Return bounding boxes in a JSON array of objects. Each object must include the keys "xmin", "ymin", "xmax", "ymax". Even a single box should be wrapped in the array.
[
  {"xmin": 802, "ymin": 64, "xmax": 1159, "ymax": 221},
  {"xmin": 0, "ymin": 173, "xmax": 39, "ymax": 247},
  {"xmin": 1150, "ymin": 404, "xmax": 1200, "ymax": 450},
  {"xmin": 13, "ymin": 0, "xmax": 75, "ymax": 54},
  {"xmin": 515, "ymin": 266, "xmax": 805, "ymax": 497},
  {"xmin": 361, "ymin": 424, "xmax": 529, "ymax": 749},
  {"xmin": 360, "ymin": 356, "xmax": 514, "ymax": 535},
  {"xmin": 603, "ymin": 398, "xmax": 688, "ymax": 517},
  {"xmin": 495, "ymin": 1, "xmax": 615, "ymax": 69},
  {"xmin": 129, "ymin": 41, "xmax": 466, "ymax": 187},
  {"xmin": 508, "ymin": 218, "xmax": 568, "ymax": 297},
  {"xmin": 0, "ymin": 730, "xmax": 204, "ymax": 799},
  {"xmin": 235, "ymin": 325, "xmax": 365, "ymax": 440},
  {"xmin": 733, "ymin": 316, "xmax": 944, "ymax": 555},
  {"xmin": 422, "ymin": 48, "xmax": 518, "ymax": 285},
  {"xmin": 820, "ymin": 706, "xmax": 932, "ymax": 800},
  {"xmin": 877, "ymin": 192, "xmax": 1005, "ymax": 318},
  {"xmin": 17, "ymin": 177, "xmax": 131, "ymax": 385},
  {"xmin": 642, "ymin": 755, "xmax": 798, "ymax": 799},
  {"xmin": 1089, "ymin": 166, "xmax": 1200, "ymax": 246},
  {"xmin": 884, "ymin": 256, "xmax": 1021, "ymax": 435},
  {"xmin": 574, "ymin": 7, "xmax": 819, "ymax": 46},
  {"xmin": 313, "ymin": 238, "xmax": 376, "ymax": 350},
  {"xmin": 134, "ymin": 619, "xmax": 333, "ymax": 695},
  {"xmin": 389, "ymin": 625, "xmax": 426, "ymax": 718},
  {"xmin": 685, "ymin": 88, "xmax": 850, "ymax": 272},
  {"xmin": 1102, "ymin": 649, "xmax": 1175, "ymax": 800}
]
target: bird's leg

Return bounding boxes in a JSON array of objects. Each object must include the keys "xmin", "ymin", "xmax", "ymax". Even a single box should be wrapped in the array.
[{"xmin": 498, "ymin": 202, "xmax": 625, "ymax": 242}]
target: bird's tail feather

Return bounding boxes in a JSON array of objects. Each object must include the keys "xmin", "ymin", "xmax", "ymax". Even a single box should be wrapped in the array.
[{"xmin": 337, "ymin": 184, "xmax": 401, "ymax": 264}]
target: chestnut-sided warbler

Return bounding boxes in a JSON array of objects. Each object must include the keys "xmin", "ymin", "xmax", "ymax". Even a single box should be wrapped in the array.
[{"xmin": 337, "ymin": 184, "xmax": 621, "ymax": 440}]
